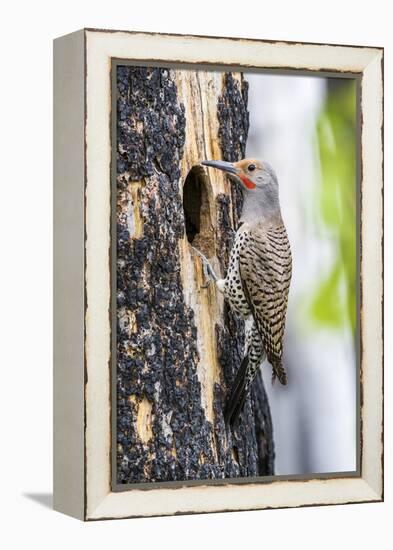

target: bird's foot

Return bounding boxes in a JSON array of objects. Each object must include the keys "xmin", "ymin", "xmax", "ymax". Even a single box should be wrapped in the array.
[{"xmin": 190, "ymin": 246, "xmax": 218, "ymax": 288}]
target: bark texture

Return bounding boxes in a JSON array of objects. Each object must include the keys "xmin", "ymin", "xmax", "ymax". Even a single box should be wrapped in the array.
[{"xmin": 116, "ymin": 65, "xmax": 274, "ymax": 484}]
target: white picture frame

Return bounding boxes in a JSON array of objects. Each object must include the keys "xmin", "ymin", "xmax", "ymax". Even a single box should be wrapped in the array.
[{"xmin": 53, "ymin": 28, "xmax": 383, "ymax": 520}]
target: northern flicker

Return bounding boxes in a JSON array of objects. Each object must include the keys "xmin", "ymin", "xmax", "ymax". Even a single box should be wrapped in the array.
[{"xmin": 198, "ymin": 158, "xmax": 292, "ymax": 427}]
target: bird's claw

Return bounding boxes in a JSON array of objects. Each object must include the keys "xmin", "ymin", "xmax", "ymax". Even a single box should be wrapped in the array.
[
  {"xmin": 190, "ymin": 245, "xmax": 217, "ymax": 289},
  {"xmin": 201, "ymin": 262, "xmax": 213, "ymax": 288},
  {"xmin": 201, "ymin": 277, "xmax": 212, "ymax": 290}
]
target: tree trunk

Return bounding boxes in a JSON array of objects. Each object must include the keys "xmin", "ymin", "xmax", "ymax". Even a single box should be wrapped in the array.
[{"xmin": 116, "ymin": 65, "xmax": 274, "ymax": 484}]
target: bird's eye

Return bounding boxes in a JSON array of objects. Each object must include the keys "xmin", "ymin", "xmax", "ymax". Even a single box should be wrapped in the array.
[{"xmin": 248, "ymin": 164, "xmax": 256, "ymax": 172}]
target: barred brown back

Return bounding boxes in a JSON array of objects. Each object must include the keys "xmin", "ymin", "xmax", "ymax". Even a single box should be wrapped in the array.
[{"xmin": 239, "ymin": 222, "xmax": 292, "ymax": 381}]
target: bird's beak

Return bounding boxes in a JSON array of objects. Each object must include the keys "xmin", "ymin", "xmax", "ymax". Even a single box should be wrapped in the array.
[{"xmin": 201, "ymin": 160, "xmax": 239, "ymax": 175}]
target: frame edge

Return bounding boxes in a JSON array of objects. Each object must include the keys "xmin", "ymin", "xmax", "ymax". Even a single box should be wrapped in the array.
[{"xmin": 53, "ymin": 29, "xmax": 86, "ymax": 521}]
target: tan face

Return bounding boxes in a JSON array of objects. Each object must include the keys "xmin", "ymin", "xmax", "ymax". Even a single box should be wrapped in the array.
[
  {"xmin": 232, "ymin": 159, "xmax": 264, "ymax": 190},
  {"xmin": 201, "ymin": 158, "xmax": 266, "ymax": 191},
  {"xmin": 202, "ymin": 158, "xmax": 280, "ymax": 218}
]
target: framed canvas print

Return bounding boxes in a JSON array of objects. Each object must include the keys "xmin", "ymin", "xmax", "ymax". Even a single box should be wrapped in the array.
[{"xmin": 53, "ymin": 28, "xmax": 383, "ymax": 520}]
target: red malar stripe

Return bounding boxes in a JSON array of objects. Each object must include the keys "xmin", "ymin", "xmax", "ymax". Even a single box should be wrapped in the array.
[{"xmin": 240, "ymin": 175, "xmax": 256, "ymax": 189}]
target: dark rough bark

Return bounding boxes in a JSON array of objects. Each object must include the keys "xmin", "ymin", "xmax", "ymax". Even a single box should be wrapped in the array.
[
  {"xmin": 116, "ymin": 65, "xmax": 274, "ymax": 484},
  {"xmin": 218, "ymin": 73, "xmax": 249, "ymax": 224}
]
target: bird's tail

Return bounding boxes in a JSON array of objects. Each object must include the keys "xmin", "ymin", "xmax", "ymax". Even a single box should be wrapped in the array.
[
  {"xmin": 224, "ymin": 355, "xmax": 250, "ymax": 428},
  {"xmin": 271, "ymin": 360, "xmax": 287, "ymax": 385}
]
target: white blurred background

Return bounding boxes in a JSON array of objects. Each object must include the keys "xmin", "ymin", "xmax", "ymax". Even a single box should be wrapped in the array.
[{"xmin": 245, "ymin": 73, "xmax": 357, "ymax": 475}]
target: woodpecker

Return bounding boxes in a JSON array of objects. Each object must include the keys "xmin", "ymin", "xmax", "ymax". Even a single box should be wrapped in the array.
[{"xmin": 197, "ymin": 158, "xmax": 292, "ymax": 427}]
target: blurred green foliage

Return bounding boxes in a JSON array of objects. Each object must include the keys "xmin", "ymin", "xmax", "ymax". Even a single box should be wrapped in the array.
[{"xmin": 309, "ymin": 80, "xmax": 357, "ymax": 333}]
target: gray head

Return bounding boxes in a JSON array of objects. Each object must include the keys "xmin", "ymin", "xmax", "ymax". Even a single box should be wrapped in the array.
[{"xmin": 201, "ymin": 158, "xmax": 281, "ymax": 224}]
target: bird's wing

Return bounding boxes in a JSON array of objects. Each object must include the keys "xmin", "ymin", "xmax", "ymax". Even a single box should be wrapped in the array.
[{"xmin": 239, "ymin": 223, "xmax": 292, "ymax": 379}]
